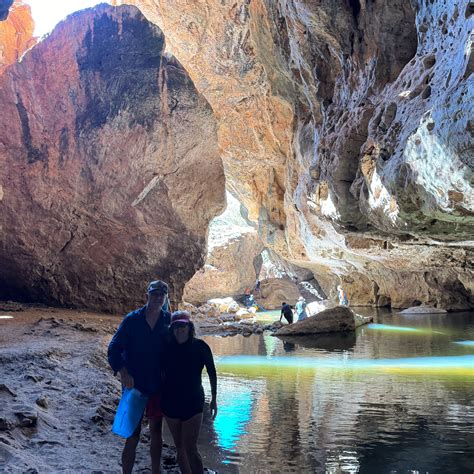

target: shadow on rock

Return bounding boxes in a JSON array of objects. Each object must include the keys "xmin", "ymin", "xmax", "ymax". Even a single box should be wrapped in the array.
[{"xmin": 277, "ymin": 332, "xmax": 356, "ymax": 352}]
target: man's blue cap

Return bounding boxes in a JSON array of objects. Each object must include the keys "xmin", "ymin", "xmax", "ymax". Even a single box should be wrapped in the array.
[{"xmin": 147, "ymin": 280, "xmax": 168, "ymax": 294}]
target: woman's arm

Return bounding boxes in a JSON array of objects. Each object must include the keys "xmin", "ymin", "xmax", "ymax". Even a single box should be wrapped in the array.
[{"xmin": 203, "ymin": 342, "xmax": 217, "ymax": 418}]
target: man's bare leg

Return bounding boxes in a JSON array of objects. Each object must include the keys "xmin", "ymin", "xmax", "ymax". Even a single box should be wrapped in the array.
[
  {"xmin": 122, "ymin": 423, "xmax": 141, "ymax": 474},
  {"xmin": 150, "ymin": 418, "xmax": 163, "ymax": 474}
]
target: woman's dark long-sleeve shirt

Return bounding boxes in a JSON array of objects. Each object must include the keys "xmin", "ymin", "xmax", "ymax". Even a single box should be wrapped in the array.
[{"xmin": 161, "ymin": 338, "xmax": 216, "ymax": 412}]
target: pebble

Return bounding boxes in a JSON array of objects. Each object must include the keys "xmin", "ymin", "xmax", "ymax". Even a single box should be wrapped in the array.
[{"xmin": 35, "ymin": 396, "xmax": 48, "ymax": 409}]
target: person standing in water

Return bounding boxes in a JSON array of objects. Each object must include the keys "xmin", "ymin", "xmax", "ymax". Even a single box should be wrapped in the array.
[
  {"xmin": 337, "ymin": 285, "xmax": 349, "ymax": 306},
  {"xmin": 280, "ymin": 302, "xmax": 294, "ymax": 324},
  {"xmin": 295, "ymin": 296, "xmax": 307, "ymax": 321},
  {"xmin": 162, "ymin": 311, "xmax": 217, "ymax": 474},
  {"xmin": 108, "ymin": 280, "xmax": 171, "ymax": 474}
]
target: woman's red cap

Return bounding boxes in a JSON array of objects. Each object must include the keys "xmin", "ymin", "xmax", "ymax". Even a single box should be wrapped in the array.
[{"xmin": 170, "ymin": 311, "xmax": 191, "ymax": 326}]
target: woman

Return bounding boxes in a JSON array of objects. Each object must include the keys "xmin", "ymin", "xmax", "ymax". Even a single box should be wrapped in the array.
[{"xmin": 162, "ymin": 311, "xmax": 217, "ymax": 474}]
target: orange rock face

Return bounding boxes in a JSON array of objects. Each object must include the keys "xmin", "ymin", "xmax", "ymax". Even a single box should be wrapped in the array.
[
  {"xmin": 0, "ymin": 1, "xmax": 35, "ymax": 74},
  {"xmin": 0, "ymin": 5, "xmax": 225, "ymax": 311},
  {"xmin": 116, "ymin": 0, "xmax": 473, "ymax": 310}
]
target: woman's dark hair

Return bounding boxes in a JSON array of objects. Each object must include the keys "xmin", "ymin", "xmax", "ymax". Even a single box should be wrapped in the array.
[{"xmin": 169, "ymin": 311, "xmax": 195, "ymax": 343}]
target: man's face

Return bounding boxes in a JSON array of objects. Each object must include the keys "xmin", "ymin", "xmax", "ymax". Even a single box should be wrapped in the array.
[{"xmin": 147, "ymin": 291, "xmax": 166, "ymax": 306}]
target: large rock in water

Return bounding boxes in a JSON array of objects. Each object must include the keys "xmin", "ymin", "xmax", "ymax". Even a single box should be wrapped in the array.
[
  {"xmin": 0, "ymin": 5, "xmax": 225, "ymax": 311},
  {"xmin": 115, "ymin": 0, "xmax": 473, "ymax": 310},
  {"xmin": 275, "ymin": 306, "xmax": 356, "ymax": 336}
]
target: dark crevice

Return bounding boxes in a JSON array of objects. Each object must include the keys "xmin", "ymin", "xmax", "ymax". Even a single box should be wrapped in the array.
[
  {"xmin": 348, "ymin": 0, "xmax": 361, "ymax": 21},
  {"xmin": 16, "ymin": 94, "xmax": 49, "ymax": 164}
]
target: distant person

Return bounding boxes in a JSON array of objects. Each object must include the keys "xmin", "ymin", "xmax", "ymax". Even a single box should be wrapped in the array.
[
  {"xmin": 162, "ymin": 311, "xmax": 217, "ymax": 474},
  {"xmin": 279, "ymin": 302, "xmax": 294, "ymax": 324},
  {"xmin": 108, "ymin": 280, "xmax": 171, "ymax": 474},
  {"xmin": 337, "ymin": 285, "xmax": 349, "ymax": 306},
  {"xmin": 295, "ymin": 296, "xmax": 307, "ymax": 321},
  {"xmin": 246, "ymin": 293, "xmax": 255, "ymax": 309},
  {"xmin": 254, "ymin": 279, "xmax": 262, "ymax": 297}
]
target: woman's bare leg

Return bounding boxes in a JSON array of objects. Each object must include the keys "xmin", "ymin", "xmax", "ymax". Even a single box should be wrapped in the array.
[
  {"xmin": 165, "ymin": 416, "xmax": 190, "ymax": 474},
  {"xmin": 181, "ymin": 413, "xmax": 203, "ymax": 474}
]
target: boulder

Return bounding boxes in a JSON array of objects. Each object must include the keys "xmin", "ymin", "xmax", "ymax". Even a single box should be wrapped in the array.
[
  {"xmin": 256, "ymin": 278, "xmax": 301, "ymax": 310},
  {"xmin": 274, "ymin": 306, "xmax": 357, "ymax": 336},
  {"xmin": 0, "ymin": 5, "xmax": 225, "ymax": 312},
  {"xmin": 207, "ymin": 297, "xmax": 240, "ymax": 314}
]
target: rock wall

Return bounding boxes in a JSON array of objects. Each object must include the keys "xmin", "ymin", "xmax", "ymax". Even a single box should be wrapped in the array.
[
  {"xmin": 0, "ymin": 5, "xmax": 225, "ymax": 311},
  {"xmin": 0, "ymin": 0, "xmax": 13, "ymax": 21},
  {"xmin": 183, "ymin": 192, "xmax": 263, "ymax": 305},
  {"xmin": 0, "ymin": 1, "xmax": 35, "ymax": 74},
  {"xmin": 116, "ymin": 0, "xmax": 473, "ymax": 309}
]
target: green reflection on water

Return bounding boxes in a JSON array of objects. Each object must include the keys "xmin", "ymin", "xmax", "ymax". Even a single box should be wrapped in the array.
[
  {"xmin": 366, "ymin": 323, "xmax": 442, "ymax": 334},
  {"xmin": 217, "ymin": 354, "xmax": 474, "ymax": 377}
]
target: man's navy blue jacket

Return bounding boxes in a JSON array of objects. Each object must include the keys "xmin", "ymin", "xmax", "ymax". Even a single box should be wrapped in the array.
[{"xmin": 108, "ymin": 306, "xmax": 171, "ymax": 396}]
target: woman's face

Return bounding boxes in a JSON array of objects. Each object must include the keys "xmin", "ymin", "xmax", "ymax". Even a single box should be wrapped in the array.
[{"xmin": 173, "ymin": 323, "xmax": 190, "ymax": 344}]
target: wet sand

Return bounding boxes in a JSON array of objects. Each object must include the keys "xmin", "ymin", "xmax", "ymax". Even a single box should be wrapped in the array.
[{"xmin": 0, "ymin": 303, "xmax": 182, "ymax": 473}]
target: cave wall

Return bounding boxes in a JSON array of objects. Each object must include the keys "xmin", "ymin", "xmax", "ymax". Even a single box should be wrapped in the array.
[
  {"xmin": 0, "ymin": 5, "xmax": 225, "ymax": 311},
  {"xmin": 0, "ymin": 0, "xmax": 35, "ymax": 74},
  {"xmin": 114, "ymin": 0, "xmax": 472, "ymax": 309}
]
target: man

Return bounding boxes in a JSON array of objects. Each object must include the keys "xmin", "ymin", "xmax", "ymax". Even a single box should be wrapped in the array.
[
  {"xmin": 108, "ymin": 280, "xmax": 171, "ymax": 474},
  {"xmin": 279, "ymin": 301, "xmax": 294, "ymax": 325},
  {"xmin": 254, "ymin": 279, "xmax": 262, "ymax": 297},
  {"xmin": 295, "ymin": 296, "xmax": 307, "ymax": 321}
]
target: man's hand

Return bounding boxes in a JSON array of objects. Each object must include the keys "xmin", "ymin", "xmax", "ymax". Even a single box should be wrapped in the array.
[
  {"xmin": 119, "ymin": 367, "xmax": 134, "ymax": 389},
  {"xmin": 210, "ymin": 398, "xmax": 218, "ymax": 419}
]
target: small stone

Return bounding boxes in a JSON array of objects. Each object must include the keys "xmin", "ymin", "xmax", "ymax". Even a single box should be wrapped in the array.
[
  {"xmin": 14, "ymin": 408, "xmax": 37, "ymax": 427},
  {"xmin": 0, "ymin": 384, "xmax": 16, "ymax": 397},
  {"xmin": 35, "ymin": 396, "xmax": 48, "ymax": 409},
  {"xmin": 0, "ymin": 417, "xmax": 13, "ymax": 431},
  {"xmin": 25, "ymin": 374, "xmax": 43, "ymax": 383}
]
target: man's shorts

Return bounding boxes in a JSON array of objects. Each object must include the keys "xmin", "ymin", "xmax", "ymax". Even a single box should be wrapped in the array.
[{"xmin": 145, "ymin": 393, "xmax": 163, "ymax": 421}]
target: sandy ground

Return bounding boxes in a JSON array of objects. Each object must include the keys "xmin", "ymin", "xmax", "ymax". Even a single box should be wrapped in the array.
[{"xmin": 0, "ymin": 303, "xmax": 185, "ymax": 473}]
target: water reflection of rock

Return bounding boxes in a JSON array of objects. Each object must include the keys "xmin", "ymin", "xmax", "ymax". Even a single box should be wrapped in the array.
[
  {"xmin": 204, "ymin": 318, "xmax": 474, "ymax": 472},
  {"xmin": 277, "ymin": 333, "xmax": 356, "ymax": 352}
]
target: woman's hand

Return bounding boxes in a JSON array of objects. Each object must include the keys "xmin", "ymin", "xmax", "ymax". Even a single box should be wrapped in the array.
[{"xmin": 210, "ymin": 398, "xmax": 218, "ymax": 419}]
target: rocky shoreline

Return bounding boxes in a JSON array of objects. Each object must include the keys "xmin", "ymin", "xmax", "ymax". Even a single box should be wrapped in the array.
[
  {"xmin": 0, "ymin": 299, "xmax": 370, "ymax": 472},
  {"xmin": 0, "ymin": 304, "xmax": 181, "ymax": 473}
]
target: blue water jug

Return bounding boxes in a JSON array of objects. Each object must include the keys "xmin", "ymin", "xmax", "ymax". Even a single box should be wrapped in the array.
[{"xmin": 112, "ymin": 387, "xmax": 148, "ymax": 438}]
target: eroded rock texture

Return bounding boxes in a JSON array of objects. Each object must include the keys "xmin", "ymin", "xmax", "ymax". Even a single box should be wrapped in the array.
[
  {"xmin": 183, "ymin": 192, "xmax": 263, "ymax": 305},
  {"xmin": 0, "ymin": 1, "xmax": 35, "ymax": 74},
  {"xmin": 117, "ymin": 0, "xmax": 473, "ymax": 309},
  {"xmin": 0, "ymin": 5, "xmax": 225, "ymax": 311}
]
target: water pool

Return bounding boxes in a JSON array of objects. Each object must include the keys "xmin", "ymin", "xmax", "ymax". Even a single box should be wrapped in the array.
[{"xmin": 194, "ymin": 310, "xmax": 474, "ymax": 473}]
